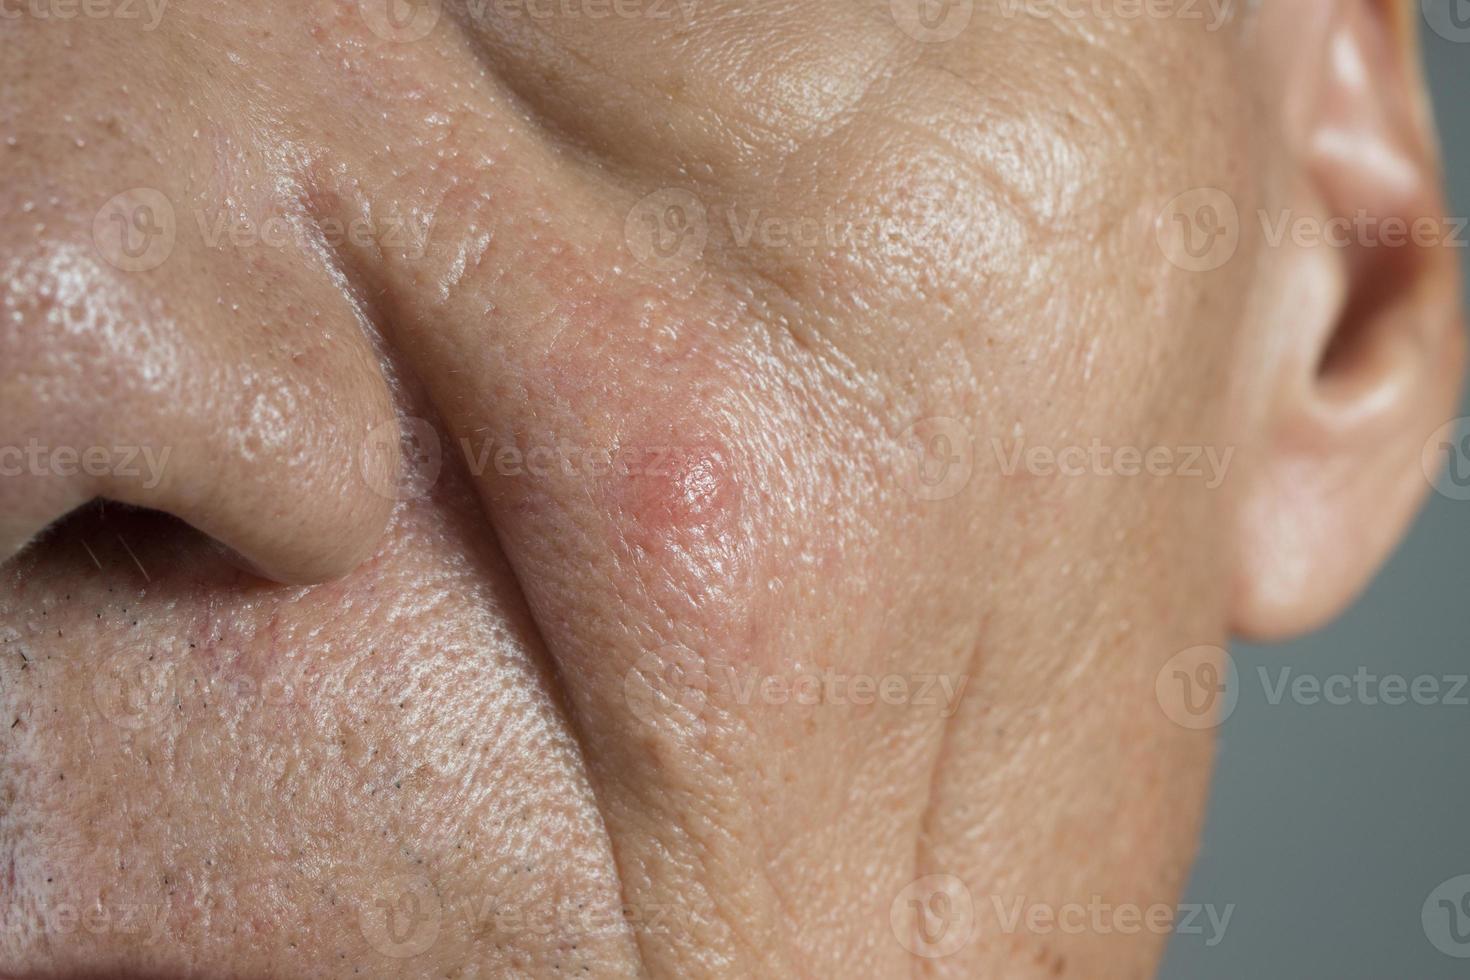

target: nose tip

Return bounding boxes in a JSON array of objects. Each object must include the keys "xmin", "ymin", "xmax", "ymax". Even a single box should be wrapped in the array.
[{"xmin": 0, "ymin": 238, "xmax": 401, "ymax": 585}]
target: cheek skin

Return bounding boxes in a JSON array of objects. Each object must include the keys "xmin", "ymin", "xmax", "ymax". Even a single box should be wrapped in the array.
[
  {"xmin": 606, "ymin": 439, "xmax": 749, "ymax": 608},
  {"xmin": 0, "ymin": 5, "xmax": 1254, "ymax": 977},
  {"xmin": 618, "ymin": 445, "xmax": 737, "ymax": 542}
]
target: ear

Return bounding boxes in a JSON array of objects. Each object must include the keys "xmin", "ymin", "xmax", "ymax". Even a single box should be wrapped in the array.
[{"xmin": 1230, "ymin": 0, "xmax": 1466, "ymax": 640}]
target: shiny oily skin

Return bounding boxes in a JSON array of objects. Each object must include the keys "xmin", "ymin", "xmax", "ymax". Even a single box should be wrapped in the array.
[{"xmin": 0, "ymin": 2, "xmax": 1392, "ymax": 979}]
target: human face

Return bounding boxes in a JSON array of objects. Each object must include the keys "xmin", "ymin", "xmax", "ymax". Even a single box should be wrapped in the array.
[{"xmin": 0, "ymin": 1, "xmax": 1460, "ymax": 977}]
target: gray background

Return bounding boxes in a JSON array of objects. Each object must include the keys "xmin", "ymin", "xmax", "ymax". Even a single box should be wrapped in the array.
[{"xmin": 1159, "ymin": 19, "xmax": 1470, "ymax": 980}]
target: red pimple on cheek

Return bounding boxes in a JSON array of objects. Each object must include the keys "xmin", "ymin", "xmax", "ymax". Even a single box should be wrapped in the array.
[{"xmin": 617, "ymin": 441, "xmax": 742, "ymax": 551}]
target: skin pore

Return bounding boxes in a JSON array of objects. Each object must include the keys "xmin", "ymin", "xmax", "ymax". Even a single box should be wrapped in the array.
[{"xmin": 0, "ymin": 1, "xmax": 1462, "ymax": 977}]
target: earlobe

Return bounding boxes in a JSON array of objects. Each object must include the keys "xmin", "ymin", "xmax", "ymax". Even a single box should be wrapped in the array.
[{"xmin": 1229, "ymin": 0, "xmax": 1466, "ymax": 640}]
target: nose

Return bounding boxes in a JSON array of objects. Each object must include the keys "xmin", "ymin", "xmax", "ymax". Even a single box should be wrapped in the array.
[{"xmin": 0, "ymin": 215, "xmax": 400, "ymax": 585}]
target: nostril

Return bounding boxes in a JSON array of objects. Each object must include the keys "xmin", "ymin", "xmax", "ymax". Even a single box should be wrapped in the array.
[
  {"xmin": 0, "ymin": 422, "xmax": 395, "ymax": 586},
  {"xmin": 0, "ymin": 440, "xmax": 169, "ymax": 563},
  {"xmin": 3, "ymin": 498, "xmax": 279, "ymax": 591},
  {"xmin": 1, "ymin": 232, "xmax": 402, "ymax": 585}
]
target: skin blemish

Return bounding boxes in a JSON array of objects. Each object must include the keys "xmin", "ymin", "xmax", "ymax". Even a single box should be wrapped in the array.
[
  {"xmin": 608, "ymin": 437, "xmax": 746, "ymax": 581},
  {"xmin": 658, "ymin": 448, "xmax": 727, "ymax": 524},
  {"xmin": 619, "ymin": 442, "xmax": 740, "ymax": 549}
]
